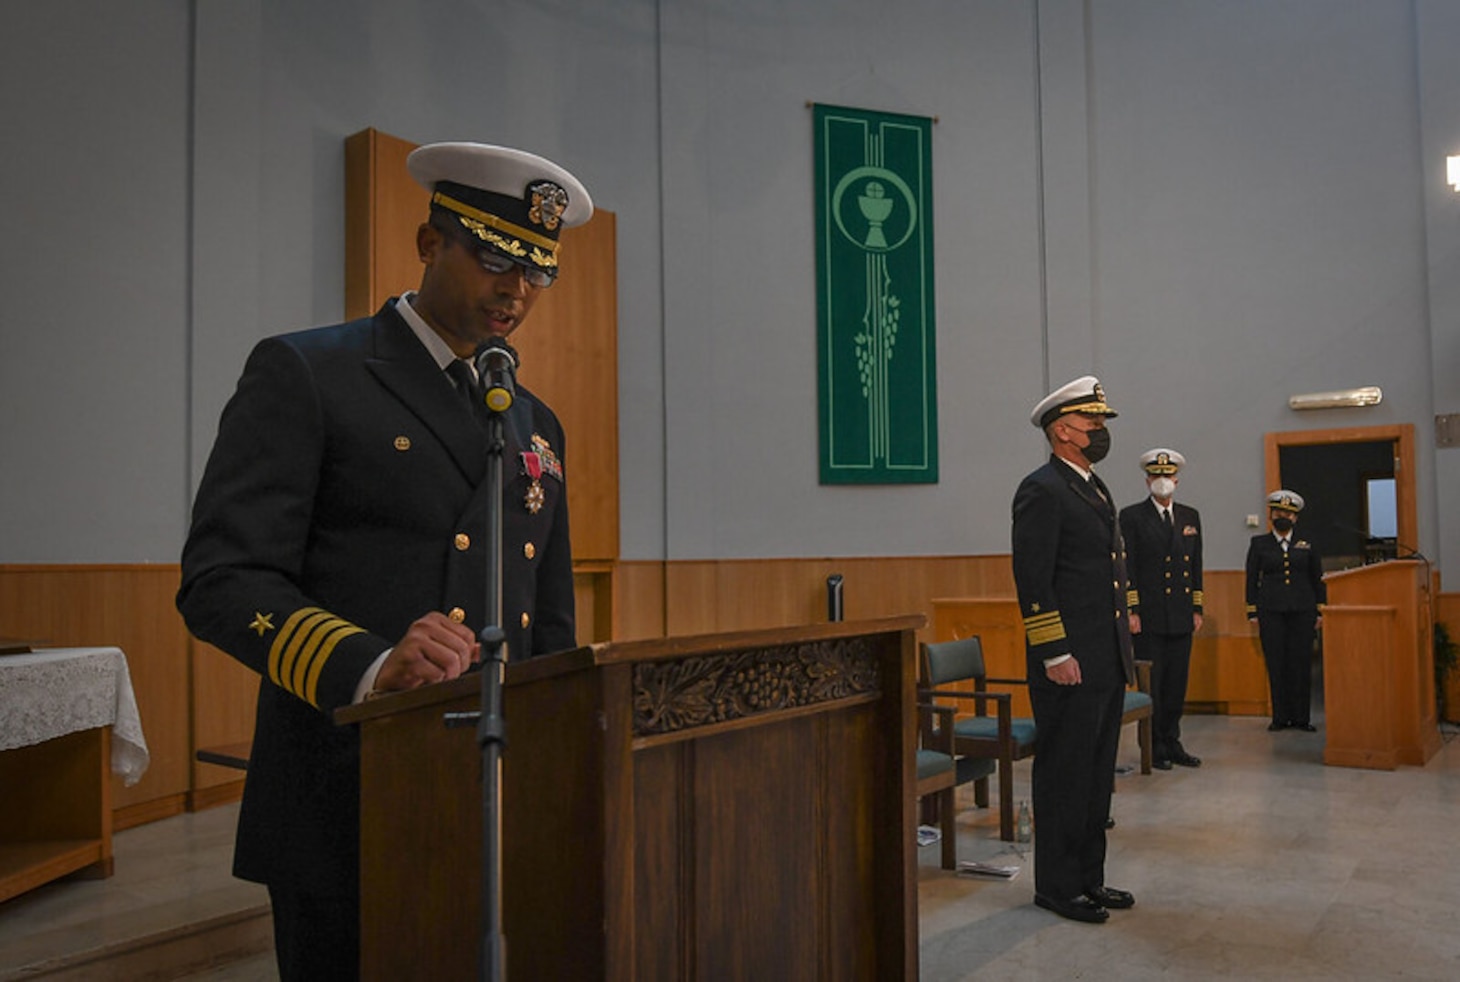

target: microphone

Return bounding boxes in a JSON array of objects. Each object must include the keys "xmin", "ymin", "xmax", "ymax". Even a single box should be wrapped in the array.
[
  {"xmin": 472, "ymin": 338, "xmax": 518, "ymax": 414},
  {"xmin": 1329, "ymin": 520, "xmax": 1426, "ymax": 563}
]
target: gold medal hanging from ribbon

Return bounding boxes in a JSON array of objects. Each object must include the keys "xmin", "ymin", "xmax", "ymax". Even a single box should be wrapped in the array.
[{"xmin": 522, "ymin": 451, "xmax": 545, "ymax": 514}]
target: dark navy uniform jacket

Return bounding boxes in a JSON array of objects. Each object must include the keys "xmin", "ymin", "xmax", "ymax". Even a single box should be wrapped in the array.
[
  {"xmin": 1119, "ymin": 498, "xmax": 1204, "ymax": 635},
  {"xmin": 1245, "ymin": 532, "xmax": 1325, "ymax": 617},
  {"xmin": 1012, "ymin": 456, "xmax": 1135, "ymax": 691},
  {"xmin": 177, "ymin": 301, "xmax": 574, "ymax": 894}
]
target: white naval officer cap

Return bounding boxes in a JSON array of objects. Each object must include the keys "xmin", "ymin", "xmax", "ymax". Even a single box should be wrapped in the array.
[
  {"xmin": 407, "ymin": 142, "xmax": 593, "ymax": 279},
  {"xmin": 1030, "ymin": 375, "xmax": 1118, "ymax": 429},
  {"xmin": 1140, "ymin": 448, "xmax": 1185, "ymax": 475},
  {"xmin": 1266, "ymin": 489, "xmax": 1305, "ymax": 513}
]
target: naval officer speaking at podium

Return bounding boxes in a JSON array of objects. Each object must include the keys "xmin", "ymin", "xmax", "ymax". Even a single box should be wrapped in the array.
[{"xmin": 178, "ymin": 142, "xmax": 589, "ymax": 980}]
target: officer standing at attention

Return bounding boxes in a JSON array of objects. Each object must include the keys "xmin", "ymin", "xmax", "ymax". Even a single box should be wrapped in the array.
[
  {"xmin": 1246, "ymin": 489, "xmax": 1326, "ymax": 732},
  {"xmin": 1012, "ymin": 375, "xmax": 1137, "ymax": 925},
  {"xmin": 177, "ymin": 142, "xmax": 589, "ymax": 979},
  {"xmin": 1119, "ymin": 449, "xmax": 1204, "ymax": 770}
]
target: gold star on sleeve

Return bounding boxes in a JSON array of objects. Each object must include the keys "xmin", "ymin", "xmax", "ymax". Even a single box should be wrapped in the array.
[{"xmin": 249, "ymin": 612, "xmax": 275, "ymax": 636}]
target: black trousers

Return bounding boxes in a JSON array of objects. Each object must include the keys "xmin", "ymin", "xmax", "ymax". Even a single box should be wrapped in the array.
[
  {"xmin": 1028, "ymin": 680, "xmax": 1125, "ymax": 900},
  {"xmin": 1257, "ymin": 610, "xmax": 1318, "ymax": 726},
  {"xmin": 1132, "ymin": 630, "xmax": 1193, "ymax": 757},
  {"xmin": 267, "ymin": 884, "xmax": 359, "ymax": 981}
]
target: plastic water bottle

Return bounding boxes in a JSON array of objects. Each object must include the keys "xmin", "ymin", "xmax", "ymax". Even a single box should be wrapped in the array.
[{"xmin": 1015, "ymin": 800, "xmax": 1032, "ymax": 843}]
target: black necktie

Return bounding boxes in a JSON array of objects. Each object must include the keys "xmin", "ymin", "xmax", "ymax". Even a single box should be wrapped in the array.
[
  {"xmin": 445, "ymin": 360, "xmax": 481, "ymax": 409},
  {"xmin": 446, "ymin": 360, "xmax": 499, "ymax": 435},
  {"xmin": 1162, "ymin": 507, "xmax": 1173, "ymax": 531}
]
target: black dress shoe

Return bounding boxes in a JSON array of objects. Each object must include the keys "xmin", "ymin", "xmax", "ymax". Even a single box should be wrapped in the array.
[
  {"xmin": 1170, "ymin": 750, "xmax": 1202, "ymax": 767},
  {"xmin": 1104, "ymin": 816, "xmax": 1116, "ymax": 829},
  {"xmin": 1267, "ymin": 721, "xmax": 1287, "ymax": 732},
  {"xmin": 1035, "ymin": 893, "xmax": 1109, "ymax": 924},
  {"xmin": 1293, "ymin": 722, "xmax": 1317, "ymax": 732},
  {"xmin": 1086, "ymin": 885, "xmax": 1135, "ymax": 910},
  {"xmin": 1152, "ymin": 757, "xmax": 1173, "ymax": 770}
]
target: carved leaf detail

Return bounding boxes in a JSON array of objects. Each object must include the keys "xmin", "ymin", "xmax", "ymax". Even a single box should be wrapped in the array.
[{"xmin": 632, "ymin": 638, "xmax": 880, "ymax": 736}]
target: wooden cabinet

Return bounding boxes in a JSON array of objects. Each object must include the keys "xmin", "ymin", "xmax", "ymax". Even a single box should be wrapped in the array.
[{"xmin": 0, "ymin": 727, "xmax": 113, "ymax": 903}]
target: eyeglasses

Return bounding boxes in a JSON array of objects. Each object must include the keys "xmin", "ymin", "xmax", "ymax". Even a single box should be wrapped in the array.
[{"xmin": 474, "ymin": 247, "xmax": 557, "ymax": 289}]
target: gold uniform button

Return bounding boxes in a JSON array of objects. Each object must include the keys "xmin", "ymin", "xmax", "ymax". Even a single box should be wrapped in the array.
[
  {"xmin": 448, "ymin": 607, "xmax": 466, "ymax": 623},
  {"xmin": 394, "ymin": 436, "xmax": 411, "ymax": 451},
  {"xmin": 455, "ymin": 533, "xmax": 471, "ymax": 551},
  {"xmin": 520, "ymin": 612, "xmax": 531, "ymax": 629},
  {"xmin": 524, "ymin": 542, "xmax": 536, "ymax": 560}
]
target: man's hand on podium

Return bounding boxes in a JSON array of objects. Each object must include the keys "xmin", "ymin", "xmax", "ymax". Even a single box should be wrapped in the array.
[{"xmin": 375, "ymin": 611, "xmax": 480, "ymax": 691}]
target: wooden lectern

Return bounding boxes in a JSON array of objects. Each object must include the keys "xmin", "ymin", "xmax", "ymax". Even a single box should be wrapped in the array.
[
  {"xmin": 1321, "ymin": 560, "xmax": 1440, "ymax": 769},
  {"xmin": 336, "ymin": 616, "xmax": 922, "ymax": 981}
]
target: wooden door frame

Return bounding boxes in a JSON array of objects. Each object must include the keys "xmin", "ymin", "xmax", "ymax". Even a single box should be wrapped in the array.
[{"xmin": 1264, "ymin": 423, "xmax": 1417, "ymax": 553}]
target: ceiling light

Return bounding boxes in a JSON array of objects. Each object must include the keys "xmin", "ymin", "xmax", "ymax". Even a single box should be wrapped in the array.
[{"xmin": 1288, "ymin": 387, "xmax": 1383, "ymax": 410}]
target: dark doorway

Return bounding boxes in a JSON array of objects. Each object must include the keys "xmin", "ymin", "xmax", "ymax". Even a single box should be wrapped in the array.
[{"xmin": 1278, "ymin": 440, "xmax": 1396, "ymax": 572}]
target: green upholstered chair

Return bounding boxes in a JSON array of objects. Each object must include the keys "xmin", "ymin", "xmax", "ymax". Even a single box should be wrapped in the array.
[
  {"xmin": 919, "ymin": 637, "xmax": 1037, "ymax": 842},
  {"xmin": 1122, "ymin": 660, "xmax": 1155, "ymax": 774},
  {"xmin": 916, "ymin": 703, "xmax": 998, "ymax": 869}
]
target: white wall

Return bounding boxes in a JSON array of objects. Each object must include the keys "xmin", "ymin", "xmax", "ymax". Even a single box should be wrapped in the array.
[
  {"xmin": 1, "ymin": 0, "xmax": 191, "ymax": 562},
  {"xmin": 2, "ymin": 0, "xmax": 1456, "ymax": 578}
]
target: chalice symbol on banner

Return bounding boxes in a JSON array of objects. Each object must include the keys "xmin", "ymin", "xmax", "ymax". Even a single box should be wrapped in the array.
[{"xmin": 857, "ymin": 181, "xmax": 894, "ymax": 249}]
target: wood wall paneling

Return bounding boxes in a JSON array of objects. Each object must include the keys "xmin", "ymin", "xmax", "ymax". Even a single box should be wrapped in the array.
[
  {"xmin": 1187, "ymin": 569, "xmax": 1270, "ymax": 716},
  {"xmin": 624, "ymin": 558, "xmax": 1269, "ymax": 716},
  {"xmin": 0, "ymin": 557, "xmax": 1381, "ymax": 839}
]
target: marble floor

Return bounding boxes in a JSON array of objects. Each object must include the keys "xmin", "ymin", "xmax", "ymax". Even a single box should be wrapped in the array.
[
  {"xmin": 3, "ymin": 710, "xmax": 1458, "ymax": 980},
  {"xmin": 918, "ymin": 711, "xmax": 1460, "ymax": 981}
]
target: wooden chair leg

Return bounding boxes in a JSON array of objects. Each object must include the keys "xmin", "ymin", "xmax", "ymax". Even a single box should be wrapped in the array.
[
  {"xmin": 919, "ymin": 795, "xmax": 938, "ymax": 826},
  {"xmin": 997, "ymin": 756, "xmax": 1015, "ymax": 842},
  {"xmin": 1138, "ymin": 715, "xmax": 1153, "ymax": 775},
  {"xmin": 938, "ymin": 786, "xmax": 957, "ymax": 870}
]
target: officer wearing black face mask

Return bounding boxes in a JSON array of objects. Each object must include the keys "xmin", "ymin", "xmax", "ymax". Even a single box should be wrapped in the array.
[
  {"xmin": 1245, "ymin": 489, "xmax": 1326, "ymax": 732},
  {"xmin": 1013, "ymin": 375, "xmax": 1136, "ymax": 925}
]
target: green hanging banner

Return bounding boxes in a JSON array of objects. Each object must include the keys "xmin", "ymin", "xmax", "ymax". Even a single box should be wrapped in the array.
[{"xmin": 814, "ymin": 103, "xmax": 938, "ymax": 485}]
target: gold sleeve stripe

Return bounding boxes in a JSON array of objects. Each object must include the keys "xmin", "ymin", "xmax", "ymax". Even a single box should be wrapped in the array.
[
  {"xmin": 268, "ymin": 607, "xmax": 365, "ymax": 707},
  {"xmin": 1023, "ymin": 611, "xmax": 1067, "ymax": 646},
  {"xmin": 1127, "ymin": 590, "xmax": 1140, "ymax": 607},
  {"xmin": 1193, "ymin": 590, "xmax": 1205, "ymax": 606}
]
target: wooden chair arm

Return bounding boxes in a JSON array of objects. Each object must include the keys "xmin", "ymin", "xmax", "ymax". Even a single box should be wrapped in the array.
[
  {"xmin": 921, "ymin": 686, "xmax": 1011, "ymax": 706},
  {"xmin": 984, "ymin": 675, "xmax": 1029, "ymax": 688},
  {"xmin": 918, "ymin": 687, "xmax": 1014, "ymax": 741},
  {"xmin": 1133, "ymin": 659, "xmax": 1152, "ymax": 693},
  {"xmin": 917, "ymin": 702, "xmax": 957, "ymax": 755}
]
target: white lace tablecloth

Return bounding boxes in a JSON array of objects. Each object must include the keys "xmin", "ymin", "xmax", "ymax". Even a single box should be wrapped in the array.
[{"xmin": 0, "ymin": 646, "xmax": 151, "ymax": 785}]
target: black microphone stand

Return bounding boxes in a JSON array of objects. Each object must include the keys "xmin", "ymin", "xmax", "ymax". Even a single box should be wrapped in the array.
[
  {"xmin": 474, "ymin": 403, "xmax": 509, "ymax": 982},
  {"xmin": 443, "ymin": 356, "xmax": 512, "ymax": 982}
]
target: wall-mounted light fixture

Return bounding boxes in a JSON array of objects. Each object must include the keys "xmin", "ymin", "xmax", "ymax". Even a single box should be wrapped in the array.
[
  {"xmin": 1448, "ymin": 155, "xmax": 1460, "ymax": 191},
  {"xmin": 1288, "ymin": 386, "xmax": 1383, "ymax": 410}
]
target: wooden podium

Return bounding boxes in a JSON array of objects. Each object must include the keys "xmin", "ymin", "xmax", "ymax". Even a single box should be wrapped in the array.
[
  {"xmin": 1321, "ymin": 560, "xmax": 1440, "ymax": 769},
  {"xmin": 336, "ymin": 616, "xmax": 922, "ymax": 981}
]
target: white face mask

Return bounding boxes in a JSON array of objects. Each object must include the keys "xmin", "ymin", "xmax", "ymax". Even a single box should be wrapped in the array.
[{"xmin": 1149, "ymin": 477, "xmax": 1176, "ymax": 499}]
